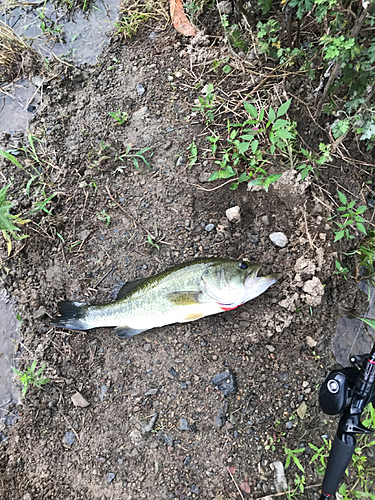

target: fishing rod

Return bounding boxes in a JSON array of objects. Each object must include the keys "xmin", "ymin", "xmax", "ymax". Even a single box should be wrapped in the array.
[{"xmin": 318, "ymin": 341, "xmax": 375, "ymax": 499}]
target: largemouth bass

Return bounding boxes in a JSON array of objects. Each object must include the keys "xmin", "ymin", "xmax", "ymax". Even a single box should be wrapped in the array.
[{"xmin": 51, "ymin": 258, "xmax": 276, "ymax": 337}]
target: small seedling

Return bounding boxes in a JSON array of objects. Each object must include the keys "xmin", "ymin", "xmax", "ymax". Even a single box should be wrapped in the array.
[
  {"xmin": 192, "ymin": 83, "xmax": 216, "ymax": 123},
  {"xmin": 117, "ymin": 144, "xmax": 152, "ymax": 170},
  {"xmin": 108, "ymin": 109, "xmax": 129, "ymax": 125},
  {"xmin": 115, "ymin": 12, "xmax": 149, "ymax": 39},
  {"xmin": 12, "ymin": 361, "xmax": 50, "ymax": 396},
  {"xmin": 0, "ymin": 184, "xmax": 30, "ymax": 255},
  {"xmin": 284, "ymin": 446, "xmax": 305, "ymax": 473},
  {"xmin": 330, "ymin": 190, "xmax": 367, "ymax": 242},
  {"xmin": 334, "ymin": 259, "xmax": 350, "ymax": 280},
  {"xmin": 147, "ymin": 234, "xmax": 159, "ymax": 250},
  {"xmin": 355, "ymin": 231, "xmax": 375, "ymax": 284},
  {"xmin": 97, "ymin": 210, "xmax": 111, "ymax": 226},
  {"xmin": 31, "ymin": 189, "xmax": 59, "ymax": 215},
  {"xmin": 187, "ymin": 141, "xmax": 198, "ymax": 167}
]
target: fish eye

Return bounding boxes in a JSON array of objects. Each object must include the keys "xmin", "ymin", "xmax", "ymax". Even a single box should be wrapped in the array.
[{"xmin": 239, "ymin": 262, "xmax": 248, "ymax": 270}]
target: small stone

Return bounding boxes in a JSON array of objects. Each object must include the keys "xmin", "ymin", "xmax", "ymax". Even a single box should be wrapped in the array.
[
  {"xmin": 132, "ymin": 106, "xmax": 148, "ymax": 120},
  {"xmin": 240, "ymin": 482, "xmax": 251, "ymax": 494},
  {"xmin": 63, "ymin": 430, "xmax": 75, "ymax": 446},
  {"xmin": 71, "ymin": 392, "xmax": 90, "ymax": 408},
  {"xmin": 302, "ymin": 277, "xmax": 325, "ymax": 306},
  {"xmin": 205, "ymin": 223, "xmax": 215, "ymax": 232},
  {"xmin": 176, "ymin": 156, "xmax": 184, "ymax": 167},
  {"xmin": 226, "ymin": 206, "xmax": 241, "ymax": 223},
  {"xmin": 33, "ymin": 306, "xmax": 46, "ymax": 320},
  {"xmin": 179, "ymin": 417, "xmax": 191, "ymax": 431},
  {"xmin": 129, "ymin": 429, "xmax": 143, "ymax": 446},
  {"xmin": 217, "ymin": 0, "xmax": 232, "ymax": 14},
  {"xmin": 285, "ymin": 421, "xmax": 293, "ymax": 430},
  {"xmin": 214, "ymin": 416, "xmax": 224, "ymax": 428},
  {"xmin": 141, "ymin": 413, "xmax": 158, "ymax": 433},
  {"xmin": 144, "ymin": 388, "xmax": 158, "ymax": 396},
  {"xmin": 296, "ymin": 401, "xmax": 307, "ymax": 419},
  {"xmin": 148, "ymin": 31, "xmax": 157, "ymax": 40},
  {"xmin": 169, "ymin": 367, "xmax": 179, "ymax": 378},
  {"xmin": 168, "ymin": 75, "xmax": 174, "ymax": 82},
  {"xmin": 212, "ymin": 369, "xmax": 237, "ymax": 397},
  {"xmin": 107, "ymin": 472, "xmax": 115, "ymax": 484},
  {"xmin": 191, "ymin": 485, "xmax": 200, "ymax": 495},
  {"xmin": 183, "ymin": 456, "xmax": 191, "ymax": 466},
  {"xmin": 261, "ymin": 215, "xmax": 269, "ymax": 226},
  {"xmin": 306, "ymin": 336, "xmax": 317, "ymax": 348},
  {"xmin": 218, "ymin": 402, "xmax": 228, "ymax": 417},
  {"xmin": 272, "ymin": 461, "xmax": 288, "ymax": 493},
  {"xmin": 294, "ymin": 257, "xmax": 316, "ymax": 275},
  {"xmin": 269, "ymin": 232, "xmax": 288, "ymax": 248},
  {"xmin": 136, "ymin": 83, "xmax": 145, "ymax": 96},
  {"xmin": 99, "ymin": 385, "xmax": 108, "ymax": 402},
  {"xmin": 266, "ymin": 345, "xmax": 275, "ymax": 352},
  {"xmin": 199, "ymin": 173, "xmax": 211, "ymax": 183},
  {"xmin": 249, "ymin": 234, "xmax": 259, "ymax": 244},
  {"xmin": 161, "ymin": 433, "xmax": 173, "ymax": 447},
  {"xmin": 277, "ymin": 372, "xmax": 288, "ymax": 382}
]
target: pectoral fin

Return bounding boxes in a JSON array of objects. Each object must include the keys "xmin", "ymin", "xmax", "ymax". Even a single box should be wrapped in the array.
[
  {"xmin": 166, "ymin": 291, "xmax": 202, "ymax": 306},
  {"xmin": 114, "ymin": 325, "xmax": 148, "ymax": 338}
]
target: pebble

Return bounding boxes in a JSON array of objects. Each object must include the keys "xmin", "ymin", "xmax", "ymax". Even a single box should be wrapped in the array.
[
  {"xmin": 191, "ymin": 485, "xmax": 200, "ymax": 495},
  {"xmin": 214, "ymin": 416, "xmax": 224, "ymax": 428},
  {"xmin": 296, "ymin": 402, "xmax": 307, "ymax": 419},
  {"xmin": 132, "ymin": 107, "xmax": 148, "ymax": 120},
  {"xmin": 176, "ymin": 156, "xmax": 184, "ymax": 166},
  {"xmin": 272, "ymin": 461, "xmax": 288, "ymax": 493},
  {"xmin": 161, "ymin": 433, "xmax": 174, "ymax": 447},
  {"xmin": 212, "ymin": 369, "xmax": 237, "ymax": 397},
  {"xmin": 170, "ymin": 367, "xmax": 179, "ymax": 378},
  {"xmin": 183, "ymin": 456, "xmax": 191, "ymax": 466},
  {"xmin": 217, "ymin": 0, "xmax": 232, "ymax": 14},
  {"xmin": 63, "ymin": 430, "xmax": 75, "ymax": 446},
  {"xmin": 71, "ymin": 392, "xmax": 90, "ymax": 408},
  {"xmin": 141, "ymin": 413, "xmax": 158, "ymax": 433},
  {"xmin": 33, "ymin": 306, "xmax": 46, "ymax": 320},
  {"xmin": 148, "ymin": 31, "xmax": 157, "ymax": 40},
  {"xmin": 136, "ymin": 83, "xmax": 145, "ymax": 96},
  {"xmin": 168, "ymin": 75, "xmax": 174, "ymax": 82},
  {"xmin": 107, "ymin": 472, "xmax": 115, "ymax": 483},
  {"xmin": 277, "ymin": 372, "xmax": 288, "ymax": 382},
  {"xmin": 240, "ymin": 482, "xmax": 251, "ymax": 494},
  {"xmin": 179, "ymin": 417, "xmax": 191, "ymax": 431},
  {"xmin": 205, "ymin": 223, "xmax": 215, "ymax": 232},
  {"xmin": 226, "ymin": 206, "xmax": 241, "ymax": 223},
  {"xmin": 285, "ymin": 421, "xmax": 293, "ymax": 430},
  {"xmin": 269, "ymin": 232, "xmax": 288, "ymax": 248},
  {"xmin": 144, "ymin": 388, "xmax": 158, "ymax": 396},
  {"xmin": 249, "ymin": 234, "xmax": 259, "ymax": 244},
  {"xmin": 99, "ymin": 385, "xmax": 108, "ymax": 402},
  {"xmin": 266, "ymin": 344, "xmax": 275, "ymax": 352}
]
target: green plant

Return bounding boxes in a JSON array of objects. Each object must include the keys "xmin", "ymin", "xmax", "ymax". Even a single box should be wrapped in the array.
[
  {"xmin": 12, "ymin": 361, "xmax": 50, "ymax": 396},
  {"xmin": 284, "ymin": 445, "xmax": 305, "ymax": 473},
  {"xmin": 207, "ymin": 99, "xmax": 295, "ymax": 190},
  {"xmin": 115, "ymin": 12, "xmax": 149, "ymax": 39},
  {"xmin": 330, "ymin": 191, "xmax": 367, "ymax": 242},
  {"xmin": 147, "ymin": 233, "xmax": 159, "ymax": 250},
  {"xmin": 334, "ymin": 259, "xmax": 350, "ymax": 280},
  {"xmin": 0, "ymin": 184, "xmax": 30, "ymax": 255},
  {"xmin": 97, "ymin": 210, "xmax": 111, "ymax": 226},
  {"xmin": 257, "ymin": 19, "xmax": 280, "ymax": 56},
  {"xmin": 108, "ymin": 109, "xmax": 129, "ymax": 125},
  {"xmin": 192, "ymin": 83, "xmax": 216, "ymax": 123},
  {"xmin": 355, "ymin": 231, "xmax": 375, "ymax": 284},
  {"xmin": 31, "ymin": 188, "xmax": 59, "ymax": 215},
  {"xmin": 187, "ymin": 141, "xmax": 198, "ymax": 167},
  {"xmin": 117, "ymin": 144, "xmax": 152, "ymax": 170},
  {"xmin": 296, "ymin": 143, "xmax": 332, "ymax": 181},
  {"xmin": 220, "ymin": 14, "xmax": 247, "ymax": 51}
]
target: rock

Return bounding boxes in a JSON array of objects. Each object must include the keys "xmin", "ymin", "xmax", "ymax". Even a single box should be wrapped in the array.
[
  {"xmin": 71, "ymin": 392, "xmax": 90, "ymax": 408},
  {"xmin": 214, "ymin": 416, "xmax": 224, "ymax": 428},
  {"xmin": 141, "ymin": 413, "xmax": 158, "ymax": 433},
  {"xmin": 63, "ymin": 430, "xmax": 75, "ymax": 446},
  {"xmin": 78, "ymin": 229, "xmax": 90, "ymax": 241},
  {"xmin": 183, "ymin": 456, "xmax": 191, "ymax": 466},
  {"xmin": 129, "ymin": 429, "xmax": 143, "ymax": 446},
  {"xmin": 217, "ymin": 0, "xmax": 232, "ymax": 14},
  {"xmin": 306, "ymin": 336, "xmax": 317, "ymax": 348},
  {"xmin": 33, "ymin": 306, "xmax": 46, "ymax": 320},
  {"xmin": 169, "ymin": 367, "xmax": 179, "ymax": 378},
  {"xmin": 266, "ymin": 344, "xmax": 275, "ymax": 352},
  {"xmin": 99, "ymin": 385, "xmax": 108, "ymax": 402},
  {"xmin": 226, "ymin": 206, "xmax": 241, "ymax": 223},
  {"xmin": 144, "ymin": 388, "xmax": 158, "ymax": 396},
  {"xmin": 199, "ymin": 172, "xmax": 211, "ymax": 183},
  {"xmin": 176, "ymin": 156, "xmax": 184, "ymax": 167},
  {"xmin": 277, "ymin": 372, "xmax": 288, "ymax": 382},
  {"xmin": 212, "ymin": 369, "xmax": 237, "ymax": 397},
  {"xmin": 296, "ymin": 401, "xmax": 307, "ymax": 419},
  {"xmin": 107, "ymin": 472, "xmax": 115, "ymax": 483},
  {"xmin": 179, "ymin": 417, "xmax": 191, "ymax": 431},
  {"xmin": 160, "ymin": 433, "xmax": 173, "ymax": 447},
  {"xmin": 205, "ymin": 223, "xmax": 215, "ymax": 232},
  {"xmin": 191, "ymin": 485, "xmax": 200, "ymax": 495},
  {"xmin": 136, "ymin": 83, "xmax": 145, "ymax": 96},
  {"xmin": 167, "ymin": 75, "xmax": 174, "ymax": 82},
  {"xmin": 278, "ymin": 293, "xmax": 299, "ymax": 311},
  {"xmin": 132, "ymin": 106, "xmax": 148, "ymax": 120},
  {"xmin": 294, "ymin": 256, "xmax": 316, "ymax": 275},
  {"xmin": 302, "ymin": 277, "xmax": 325, "ymax": 306},
  {"xmin": 272, "ymin": 461, "xmax": 288, "ymax": 493},
  {"xmin": 240, "ymin": 482, "xmax": 251, "ymax": 494},
  {"xmin": 285, "ymin": 421, "xmax": 293, "ymax": 430},
  {"xmin": 249, "ymin": 234, "xmax": 259, "ymax": 244},
  {"xmin": 269, "ymin": 232, "xmax": 288, "ymax": 248}
]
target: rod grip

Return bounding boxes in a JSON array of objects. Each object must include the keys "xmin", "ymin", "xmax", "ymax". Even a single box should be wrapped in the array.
[{"xmin": 321, "ymin": 435, "xmax": 355, "ymax": 496}]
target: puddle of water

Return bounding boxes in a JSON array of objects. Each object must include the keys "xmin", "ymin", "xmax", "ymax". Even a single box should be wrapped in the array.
[
  {"xmin": 0, "ymin": 287, "xmax": 21, "ymax": 436},
  {"xmin": 0, "ymin": 78, "xmax": 39, "ymax": 136},
  {"xmin": 1, "ymin": 0, "xmax": 119, "ymax": 65},
  {"xmin": 332, "ymin": 280, "xmax": 375, "ymax": 367}
]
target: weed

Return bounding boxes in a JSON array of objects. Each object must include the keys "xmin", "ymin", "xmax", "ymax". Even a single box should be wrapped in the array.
[
  {"xmin": 12, "ymin": 361, "xmax": 50, "ymax": 396},
  {"xmin": 334, "ymin": 259, "xmax": 350, "ymax": 280},
  {"xmin": 187, "ymin": 141, "xmax": 198, "ymax": 167},
  {"xmin": 108, "ymin": 109, "xmax": 129, "ymax": 125},
  {"xmin": 220, "ymin": 14, "xmax": 247, "ymax": 51},
  {"xmin": 330, "ymin": 190, "xmax": 367, "ymax": 242},
  {"xmin": 284, "ymin": 445, "xmax": 305, "ymax": 473},
  {"xmin": 117, "ymin": 144, "xmax": 152, "ymax": 171},
  {"xmin": 147, "ymin": 234, "xmax": 159, "ymax": 250},
  {"xmin": 355, "ymin": 231, "xmax": 375, "ymax": 284},
  {"xmin": 0, "ymin": 185, "xmax": 30, "ymax": 255},
  {"xmin": 31, "ymin": 189, "xmax": 59, "ymax": 215},
  {"xmin": 115, "ymin": 12, "xmax": 150, "ymax": 39},
  {"xmin": 0, "ymin": 21, "xmax": 31, "ymax": 80},
  {"xmin": 192, "ymin": 83, "xmax": 216, "ymax": 123},
  {"xmin": 207, "ymin": 99, "xmax": 294, "ymax": 190},
  {"xmin": 295, "ymin": 143, "xmax": 332, "ymax": 181},
  {"xmin": 97, "ymin": 210, "xmax": 111, "ymax": 226}
]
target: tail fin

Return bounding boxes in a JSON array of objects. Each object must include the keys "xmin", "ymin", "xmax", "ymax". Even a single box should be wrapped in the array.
[{"xmin": 50, "ymin": 301, "xmax": 91, "ymax": 331}]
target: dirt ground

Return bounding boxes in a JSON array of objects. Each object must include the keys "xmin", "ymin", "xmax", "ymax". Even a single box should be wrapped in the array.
[{"xmin": 1, "ymin": 8, "xmax": 375, "ymax": 500}]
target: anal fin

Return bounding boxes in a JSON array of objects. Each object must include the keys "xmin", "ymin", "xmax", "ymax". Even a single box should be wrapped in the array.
[{"xmin": 114, "ymin": 325, "xmax": 148, "ymax": 338}]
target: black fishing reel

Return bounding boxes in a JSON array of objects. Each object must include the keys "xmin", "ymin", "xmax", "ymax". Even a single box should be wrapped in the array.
[{"xmin": 318, "ymin": 351, "xmax": 375, "ymax": 499}]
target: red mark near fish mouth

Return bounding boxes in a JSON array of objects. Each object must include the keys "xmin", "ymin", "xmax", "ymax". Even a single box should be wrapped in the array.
[{"xmin": 219, "ymin": 304, "xmax": 240, "ymax": 311}]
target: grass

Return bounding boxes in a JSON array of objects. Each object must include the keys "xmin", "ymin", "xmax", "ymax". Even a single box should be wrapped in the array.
[
  {"xmin": 12, "ymin": 360, "xmax": 50, "ymax": 396},
  {"xmin": 0, "ymin": 184, "xmax": 30, "ymax": 256},
  {"xmin": 0, "ymin": 21, "xmax": 31, "ymax": 81}
]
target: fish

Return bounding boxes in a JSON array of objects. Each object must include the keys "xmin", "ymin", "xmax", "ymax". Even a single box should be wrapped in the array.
[{"xmin": 50, "ymin": 258, "xmax": 276, "ymax": 338}]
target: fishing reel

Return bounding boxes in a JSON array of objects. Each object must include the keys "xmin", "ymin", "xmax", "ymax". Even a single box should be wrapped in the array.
[
  {"xmin": 319, "ymin": 354, "xmax": 375, "ymax": 416},
  {"xmin": 318, "ymin": 351, "xmax": 375, "ymax": 500}
]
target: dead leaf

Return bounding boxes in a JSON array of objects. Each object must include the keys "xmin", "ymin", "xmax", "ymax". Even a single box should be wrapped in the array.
[
  {"xmin": 228, "ymin": 466, "xmax": 236, "ymax": 475},
  {"xmin": 170, "ymin": 0, "xmax": 197, "ymax": 37}
]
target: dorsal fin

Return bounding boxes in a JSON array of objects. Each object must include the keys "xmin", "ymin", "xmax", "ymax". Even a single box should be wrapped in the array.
[{"xmin": 116, "ymin": 278, "xmax": 148, "ymax": 301}]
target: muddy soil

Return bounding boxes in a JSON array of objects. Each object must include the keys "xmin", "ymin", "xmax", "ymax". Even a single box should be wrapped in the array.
[{"xmin": 0, "ymin": 12, "xmax": 374, "ymax": 500}]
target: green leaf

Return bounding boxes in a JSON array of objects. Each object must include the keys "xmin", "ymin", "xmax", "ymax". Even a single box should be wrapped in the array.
[
  {"xmin": 334, "ymin": 231, "xmax": 345, "ymax": 242},
  {"xmin": 238, "ymin": 172, "xmax": 249, "ymax": 183},
  {"xmin": 356, "ymin": 205, "xmax": 367, "ymax": 214},
  {"xmin": 208, "ymin": 171, "xmax": 220, "ymax": 181},
  {"xmin": 277, "ymin": 99, "xmax": 291, "ymax": 117},
  {"xmin": 337, "ymin": 206, "xmax": 347, "ymax": 211},
  {"xmin": 356, "ymin": 222, "xmax": 367, "ymax": 234},
  {"xmin": 268, "ymin": 107, "xmax": 276, "ymax": 122},
  {"xmin": 274, "ymin": 129, "xmax": 294, "ymax": 139},
  {"xmin": 238, "ymin": 142, "xmax": 250, "ymax": 155},
  {"xmin": 347, "ymin": 200, "xmax": 356, "ymax": 209},
  {"xmin": 222, "ymin": 64, "xmax": 231, "ymax": 74},
  {"xmin": 358, "ymin": 317, "xmax": 375, "ymax": 331},
  {"xmin": 251, "ymin": 140, "xmax": 259, "ymax": 154},
  {"xmin": 241, "ymin": 134, "xmax": 257, "ymax": 140},
  {"xmin": 0, "ymin": 150, "xmax": 24, "ymax": 170},
  {"xmin": 258, "ymin": 108, "xmax": 265, "ymax": 122},
  {"xmin": 244, "ymin": 102, "xmax": 258, "ymax": 118},
  {"xmin": 338, "ymin": 190, "xmax": 347, "ymax": 205}
]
